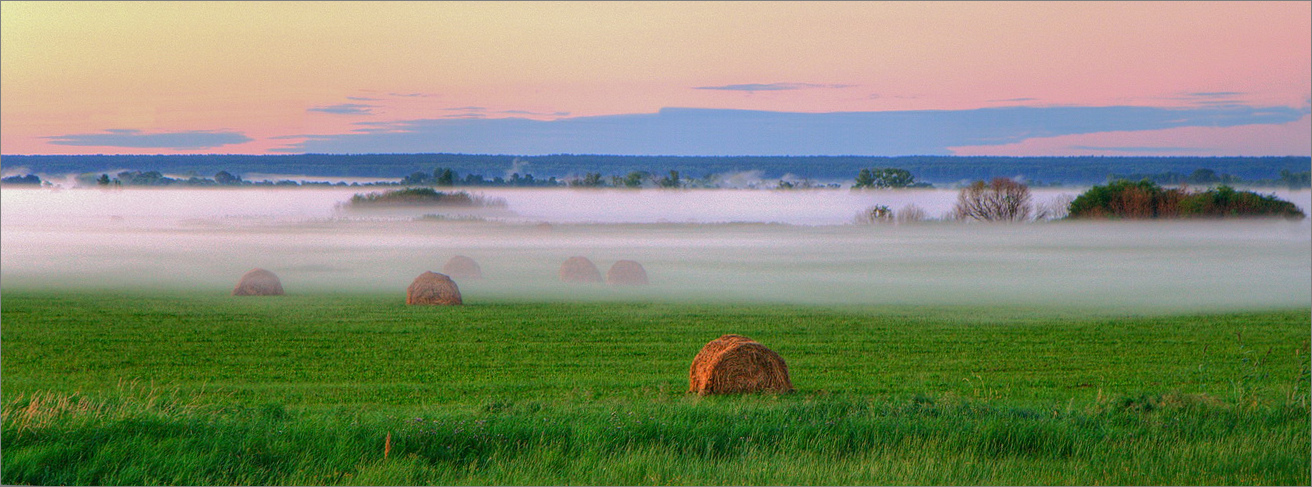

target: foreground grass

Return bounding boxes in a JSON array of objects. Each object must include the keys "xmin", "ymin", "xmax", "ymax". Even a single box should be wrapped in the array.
[{"xmin": 2, "ymin": 290, "xmax": 1308, "ymax": 485}]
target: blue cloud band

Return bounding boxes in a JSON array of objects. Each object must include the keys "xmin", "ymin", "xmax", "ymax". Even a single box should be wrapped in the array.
[
  {"xmin": 280, "ymin": 104, "xmax": 1308, "ymax": 156},
  {"xmin": 44, "ymin": 130, "xmax": 252, "ymax": 150}
]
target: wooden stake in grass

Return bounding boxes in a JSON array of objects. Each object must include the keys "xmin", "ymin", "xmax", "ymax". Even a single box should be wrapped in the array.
[{"xmin": 384, "ymin": 432, "xmax": 392, "ymax": 460}]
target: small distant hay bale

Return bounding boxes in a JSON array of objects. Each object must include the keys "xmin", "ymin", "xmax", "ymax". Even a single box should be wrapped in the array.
[
  {"xmin": 232, "ymin": 268, "xmax": 284, "ymax": 296},
  {"xmin": 442, "ymin": 255, "xmax": 483, "ymax": 280},
  {"xmin": 559, "ymin": 256, "xmax": 602, "ymax": 283},
  {"xmin": 406, "ymin": 271, "xmax": 463, "ymax": 305},
  {"xmin": 606, "ymin": 260, "xmax": 648, "ymax": 285},
  {"xmin": 688, "ymin": 334, "xmax": 793, "ymax": 395}
]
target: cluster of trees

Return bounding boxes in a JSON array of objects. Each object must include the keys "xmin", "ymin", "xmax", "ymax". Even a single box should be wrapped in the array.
[
  {"xmin": 852, "ymin": 168, "xmax": 934, "ymax": 189},
  {"xmin": 345, "ymin": 188, "xmax": 507, "ymax": 208},
  {"xmin": 1067, "ymin": 180, "xmax": 1305, "ymax": 220},
  {"xmin": 858, "ymin": 176, "xmax": 1307, "ymax": 224},
  {"xmin": 0, "ymin": 174, "xmax": 43, "ymax": 185}
]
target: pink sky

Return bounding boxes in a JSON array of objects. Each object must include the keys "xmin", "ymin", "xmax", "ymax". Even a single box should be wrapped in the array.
[{"xmin": 2, "ymin": 1, "xmax": 1308, "ymax": 156}]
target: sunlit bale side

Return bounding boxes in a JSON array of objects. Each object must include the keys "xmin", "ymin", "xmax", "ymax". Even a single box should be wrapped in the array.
[
  {"xmin": 688, "ymin": 334, "xmax": 793, "ymax": 395},
  {"xmin": 406, "ymin": 271, "xmax": 463, "ymax": 305}
]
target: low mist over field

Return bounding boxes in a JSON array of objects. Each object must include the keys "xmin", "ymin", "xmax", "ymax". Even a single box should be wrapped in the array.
[{"xmin": 2, "ymin": 187, "xmax": 1308, "ymax": 312}]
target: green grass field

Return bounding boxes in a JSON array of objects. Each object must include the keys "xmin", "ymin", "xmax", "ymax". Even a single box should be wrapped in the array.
[{"xmin": 2, "ymin": 290, "xmax": 1308, "ymax": 485}]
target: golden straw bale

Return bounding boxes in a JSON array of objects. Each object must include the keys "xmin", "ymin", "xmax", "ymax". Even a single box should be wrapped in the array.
[
  {"xmin": 559, "ymin": 256, "xmax": 602, "ymax": 283},
  {"xmin": 232, "ymin": 268, "xmax": 284, "ymax": 296},
  {"xmin": 606, "ymin": 260, "xmax": 648, "ymax": 285},
  {"xmin": 406, "ymin": 271, "xmax": 463, "ymax": 305},
  {"xmin": 688, "ymin": 334, "xmax": 793, "ymax": 395},
  {"xmin": 442, "ymin": 255, "xmax": 483, "ymax": 280}
]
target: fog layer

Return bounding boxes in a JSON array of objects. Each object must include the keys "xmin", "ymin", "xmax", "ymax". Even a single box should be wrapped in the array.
[{"xmin": 3, "ymin": 188, "xmax": 1308, "ymax": 312}]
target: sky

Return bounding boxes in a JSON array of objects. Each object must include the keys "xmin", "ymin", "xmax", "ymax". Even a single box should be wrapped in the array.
[{"xmin": 2, "ymin": 1, "xmax": 1309, "ymax": 157}]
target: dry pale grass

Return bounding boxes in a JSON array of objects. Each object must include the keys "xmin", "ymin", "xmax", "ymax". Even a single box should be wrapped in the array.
[
  {"xmin": 688, "ymin": 334, "xmax": 793, "ymax": 395},
  {"xmin": 232, "ymin": 268, "xmax": 284, "ymax": 296},
  {"xmin": 559, "ymin": 256, "xmax": 602, "ymax": 283},
  {"xmin": 606, "ymin": 260, "xmax": 649, "ymax": 286},
  {"xmin": 442, "ymin": 255, "xmax": 484, "ymax": 280},
  {"xmin": 406, "ymin": 271, "xmax": 463, "ymax": 305}
]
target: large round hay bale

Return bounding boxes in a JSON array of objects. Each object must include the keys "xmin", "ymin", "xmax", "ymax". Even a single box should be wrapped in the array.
[
  {"xmin": 559, "ymin": 256, "xmax": 602, "ymax": 283},
  {"xmin": 606, "ymin": 260, "xmax": 648, "ymax": 285},
  {"xmin": 442, "ymin": 255, "xmax": 483, "ymax": 280},
  {"xmin": 406, "ymin": 271, "xmax": 463, "ymax": 305},
  {"xmin": 232, "ymin": 268, "xmax": 284, "ymax": 296},
  {"xmin": 688, "ymin": 334, "xmax": 793, "ymax": 395}
]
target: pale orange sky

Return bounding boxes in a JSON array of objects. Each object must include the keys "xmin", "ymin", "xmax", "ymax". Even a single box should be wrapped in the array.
[{"xmin": 2, "ymin": 1, "xmax": 1309, "ymax": 155}]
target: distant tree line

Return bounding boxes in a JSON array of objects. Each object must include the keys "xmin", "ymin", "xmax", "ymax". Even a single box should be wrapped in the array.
[
  {"xmin": 1107, "ymin": 168, "xmax": 1311, "ymax": 189},
  {"xmin": 6, "ymin": 154, "xmax": 1307, "ymax": 186}
]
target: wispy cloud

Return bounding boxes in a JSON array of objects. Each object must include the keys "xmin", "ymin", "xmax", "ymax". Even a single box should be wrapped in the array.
[
  {"xmin": 499, "ymin": 109, "xmax": 571, "ymax": 117},
  {"xmin": 346, "ymin": 96, "xmax": 379, "ymax": 101},
  {"xmin": 308, "ymin": 103, "xmax": 375, "ymax": 115},
  {"xmin": 44, "ymin": 129, "xmax": 252, "ymax": 150},
  {"xmin": 694, "ymin": 82, "xmax": 855, "ymax": 92},
  {"xmin": 1069, "ymin": 145, "xmax": 1201, "ymax": 153},
  {"xmin": 440, "ymin": 106, "xmax": 568, "ymax": 118},
  {"xmin": 989, "ymin": 97, "xmax": 1038, "ymax": 102},
  {"xmin": 390, "ymin": 92, "xmax": 440, "ymax": 98},
  {"xmin": 276, "ymin": 104, "xmax": 1308, "ymax": 156},
  {"xmin": 1187, "ymin": 91, "xmax": 1243, "ymax": 98}
]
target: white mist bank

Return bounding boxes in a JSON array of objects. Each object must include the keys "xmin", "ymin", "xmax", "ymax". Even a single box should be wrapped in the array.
[{"xmin": 2, "ymin": 187, "xmax": 1309, "ymax": 312}]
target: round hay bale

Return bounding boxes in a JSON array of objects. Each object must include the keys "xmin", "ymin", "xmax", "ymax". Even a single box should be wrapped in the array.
[
  {"xmin": 442, "ymin": 255, "xmax": 483, "ymax": 280},
  {"xmin": 406, "ymin": 271, "xmax": 463, "ymax": 305},
  {"xmin": 688, "ymin": 334, "xmax": 793, "ymax": 395},
  {"xmin": 606, "ymin": 260, "xmax": 648, "ymax": 285},
  {"xmin": 232, "ymin": 268, "xmax": 284, "ymax": 296},
  {"xmin": 559, "ymin": 256, "xmax": 602, "ymax": 283}
]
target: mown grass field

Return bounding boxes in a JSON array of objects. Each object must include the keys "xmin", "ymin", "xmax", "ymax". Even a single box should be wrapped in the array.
[{"xmin": 2, "ymin": 290, "xmax": 1308, "ymax": 485}]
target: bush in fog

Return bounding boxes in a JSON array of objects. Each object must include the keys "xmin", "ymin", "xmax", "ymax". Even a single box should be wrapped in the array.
[
  {"xmin": 853, "ymin": 205, "xmax": 894, "ymax": 225},
  {"xmin": 1035, "ymin": 194, "xmax": 1075, "ymax": 221},
  {"xmin": 895, "ymin": 203, "xmax": 928, "ymax": 224},
  {"xmin": 346, "ymin": 188, "xmax": 507, "ymax": 208},
  {"xmin": 1068, "ymin": 180, "xmax": 1304, "ymax": 220},
  {"xmin": 1176, "ymin": 185, "xmax": 1305, "ymax": 219},
  {"xmin": 852, "ymin": 167, "xmax": 932, "ymax": 189},
  {"xmin": 568, "ymin": 172, "xmax": 606, "ymax": 187},
  {"xmin": 953, "ymin": 178, "xmax": 1032, "ymax": 222}
]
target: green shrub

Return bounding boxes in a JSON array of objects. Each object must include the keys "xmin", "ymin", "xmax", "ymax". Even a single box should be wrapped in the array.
[{"xmin": 1068, "ymin": 180, "xmax": 1304, "ymax": 220}]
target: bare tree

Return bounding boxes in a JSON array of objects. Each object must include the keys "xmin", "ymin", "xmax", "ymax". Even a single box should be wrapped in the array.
[
  {"xmin": 953, "ymin": 178, "xmax": 1033, "ymax": 222},
  {"xmin": 895, "ymin": 203, "xmax": 928, "ymax": 224}
]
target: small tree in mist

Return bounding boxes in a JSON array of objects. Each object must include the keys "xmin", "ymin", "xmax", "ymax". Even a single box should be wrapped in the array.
[
  {"xmin": 853, "ymin": 205, "xmax": 894, "ymax": 225},
  {"xmin": 657, "ymin": 170, "xmax": 683, "ymax": 189},
  {"xmin": 612, "ymin": 171, "xmax": 648, "ymax": 188},
  {"xmin": 953, "ymin": 178, "xmax": 1033, "ymax": 222},
  {"xmin": 569, "ymin": 172, "xmax": 605, "ymax": 187},
  {"xmin": 1035, "ymin": 194, "xmax": 1075, "ymax": 221}
]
